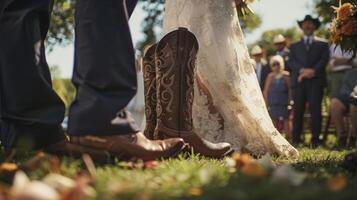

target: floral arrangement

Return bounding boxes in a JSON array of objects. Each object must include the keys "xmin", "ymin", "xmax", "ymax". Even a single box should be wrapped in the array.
[
  {"xmin": 235, "ymin": 0, "xmax": 256, "ymax": 18},
  {"xmin": 330, "ymin": 1, "xmax": 357, "ymax": 56}
]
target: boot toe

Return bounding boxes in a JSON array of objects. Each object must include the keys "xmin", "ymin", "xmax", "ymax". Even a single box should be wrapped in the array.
[
  {"xmin": 159, "ymin": 138, "xmax": 186, "ymax": 158},
  {"xmin": 213, "ymin": 142, "xmax": 234, "ymax": 157},
  {"xmin": 200, "ymin": 140, "xmax": 234, "ymax": 158}
]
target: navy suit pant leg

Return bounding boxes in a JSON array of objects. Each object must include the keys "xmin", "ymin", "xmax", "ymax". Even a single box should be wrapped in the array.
[
  {"xmin": 306, "ymin": 80, "xmax": 324, "ymax": 143},
  {"xmin": 67, "ymin": 0, "xmax": 140, "ymax": 136},
  {"xmin": 292, "ymin": 84, "xmax": 306, "ymax": 143},
  {"xmin": 292, "ymin": 80, "xmax": 323, "ymax": 144},
  {"xmin": 0, "ymin": 0, "xmax": 65, "ymax": 150}
]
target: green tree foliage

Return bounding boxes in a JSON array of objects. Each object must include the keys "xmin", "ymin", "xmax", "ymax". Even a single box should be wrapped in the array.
[
  {"xmin": 312, "ymin": 0, "xmax": 356, "ymax": 39},
  {"xmin": 49, "ymin": 65, "xmax": 61, "ymax": 79},
  {"xmin": 136, "ymin": 0, "xmax": 164, "ymax": 52},
  {"xmin": 314, "ymin": 0, "xmax": 356, "ymax": 24},
  {"xmin": 240, "ymin": 13, "xmax": 263, "ymax": 33},
  {"xmin": 252, "ymin": 27, "xmax": 303, "ymax": 57},
  {"xmin": 47, "ymin": 0, "xmax": 75, "ymax": 51},
  {"xmin": 49, "ymin": 66, "xmax": 75, "ymax": 112},
  {"xmin": 251, "ymin": 26, "xmax": 330, "ymax": 58},
  {"xmin": 52, "ymin": 79, "xmax": 76, "ymax": 112}
]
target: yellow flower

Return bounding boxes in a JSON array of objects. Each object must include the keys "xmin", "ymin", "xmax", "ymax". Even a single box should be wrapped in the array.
[
  {"xmin": 327, "ymin": 175, "xmax": 347, "ymax": 192},
  {"xmin": 241, "ymin": 162, "xmax": 267, "ymax": 178},
  {"xmin": 188, "ymin": 187, "xmax": 202, "ymax": 196},
  {"xmin": 330, "ymin": 26, "xmax": 342, "ymax": 43},
  {"xmin": 337, "ymin": 3, "xmax": 354, "ymax": 22}
]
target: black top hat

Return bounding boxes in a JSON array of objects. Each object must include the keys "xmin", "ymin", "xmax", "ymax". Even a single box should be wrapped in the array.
[{"xmin": 297, "ymin": 15, "xmax": 321, "ymax": 29}]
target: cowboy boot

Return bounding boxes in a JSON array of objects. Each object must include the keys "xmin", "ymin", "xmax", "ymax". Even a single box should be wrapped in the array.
[
  {"xmin": 154, "ymin": 28, "xmax": 233, "ymax": 158},
  {"xmin": 142, "ymin": 44, "xmax": 157, "ymax": 139}
]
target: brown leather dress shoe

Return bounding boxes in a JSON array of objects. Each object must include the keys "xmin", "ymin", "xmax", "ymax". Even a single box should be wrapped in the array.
[
  {"xmin": 69, "ymin": 132, "xmax": 185, "ymax": 161},
  {"xmin": 154, "ymin": 28, "xmax": 233, "ymax": 158},
  {"xmin": 44, "ymin": 140, "xmax": 112, "ymax": 163}
]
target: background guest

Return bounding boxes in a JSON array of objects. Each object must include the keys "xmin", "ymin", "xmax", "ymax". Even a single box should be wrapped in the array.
[
  {"xmin": 329, "ymin": 44, "xmax": 357, "ymax": 98},
  {"xmin": 287, "ymin": 15, "xmax": 330, "ymax": 147},
  {"xmin": 251, "ymin": 45, "xmax": 270, "ymax": 90},
  {"xmin": 264, "ymin": 55, "xmax": 292, "ymax": 141},
  {"xmin": 330, "ymin": 68, "xmax": 357, "ymax": 147},
  {"xmin": 273, "ymin": 34, "xmax": 291, "ymax": 72}
]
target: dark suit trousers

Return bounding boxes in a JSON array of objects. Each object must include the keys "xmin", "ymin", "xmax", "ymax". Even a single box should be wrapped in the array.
[
  {"xmin": 292, "ymin": 79, "xmax": 324, "ymax": 143},
  {"xmin": 67, "ymin": 0, "xmax": 139, "ymax": 136},
  {"xmin": 0, "ymin": 0, "xmax": 139, "ymax": 149},
  {"xmin": 0, "ymin": 0, "xmax": 65, "ymax": 149}
]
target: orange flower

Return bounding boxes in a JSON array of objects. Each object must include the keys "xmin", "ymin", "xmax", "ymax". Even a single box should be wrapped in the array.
[
  {"xmin": 330, "ymin": 26, "xmax": 342, "ymax": 43},
  {"xmin": 231, "ymin": 153, "xmax": 255, "ymax": 168},
  {"xmin": 189, "ymin": 187, "xmax": 202, "ymax": 196},
  {"xmin": 0, "ymin": 163, "xmax": 17, "ymax": 173},
  {"xmin": 241, "ymin": 162, "xmax": 267, "ymax": 178},
  {"xmin": 327, "ymin": 175, "xmax": 347, "ymax": 192},
  {"xmin": 340, "ymin": 19, "xmax": 357, "ymax": 36},
  {"xmin": 337, "ymin": 3, "xmax": 354, "ymax": 22}
]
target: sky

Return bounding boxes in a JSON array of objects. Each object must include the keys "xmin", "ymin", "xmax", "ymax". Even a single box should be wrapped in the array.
[{"xmin": 47, "ymin": 0, "xmax": 314, "ymax": 78}]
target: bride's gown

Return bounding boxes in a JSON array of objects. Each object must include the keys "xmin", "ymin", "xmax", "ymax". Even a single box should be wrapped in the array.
[{"xmin": 163, "ymin": 0, "xmax": 298, "ymax": 157}]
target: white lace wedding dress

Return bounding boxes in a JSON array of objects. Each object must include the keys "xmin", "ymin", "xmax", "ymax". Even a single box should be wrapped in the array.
[{"xmin": 163, "ymin": 0, "xmax": 298, "ymax": 157}]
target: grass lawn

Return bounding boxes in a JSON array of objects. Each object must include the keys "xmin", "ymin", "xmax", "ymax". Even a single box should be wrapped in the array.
[{"xmin": 1, "ymin": 146, "xmax": 357, "ymax": 200}]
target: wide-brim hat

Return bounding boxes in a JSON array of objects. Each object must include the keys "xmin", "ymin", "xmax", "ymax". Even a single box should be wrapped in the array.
[
  {"xmin": 273, "ymin": 34, "xmax": 286, "ymax": 44},
  {"xmin": 297, "ymin": 15, "xmax": 321, "ymax": 29},
  {"xmin": 251, "ymin": 45, "xmax": 263, "ymax": 55}
]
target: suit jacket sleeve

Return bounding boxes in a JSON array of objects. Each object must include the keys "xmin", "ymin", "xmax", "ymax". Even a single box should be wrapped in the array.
[
  {"xmin": 287, "ymin": 44, "xmax": 304, "ymax": 72},
  {"xmin": 312, "ymin": 42, "xmax": 330, "ymax": 77}
]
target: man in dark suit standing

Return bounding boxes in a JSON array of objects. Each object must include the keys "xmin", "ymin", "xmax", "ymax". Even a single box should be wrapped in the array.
[
  {"xmin": 251, "ymin": 45, "xmax": 270, "ymax": 90},
  {"xmin": 0, "ymin": 0, "xmax": 185, "ymax": 160},
  {"xmin": 287, "ymin": 15, "xmax": 330, "ymax": 147}
]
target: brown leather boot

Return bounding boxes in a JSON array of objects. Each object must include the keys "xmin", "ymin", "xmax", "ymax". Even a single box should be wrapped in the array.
[
  {"xmin": 69, "ymin": 132, "xmax": 185, "ymax": 161},
  {"xmin": 154, "ymin": 28, "xmax": 233, "ymax": 158},
  {"xmin": 142, "ymin": 44, "xmax": 158, "ymax": 139}
]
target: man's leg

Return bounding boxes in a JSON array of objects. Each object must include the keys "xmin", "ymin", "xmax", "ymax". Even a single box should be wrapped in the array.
[
  {"xmin": 330, "ymin": 98, "xmax": 347, "ymax": 136},
  {"xmin": 0, "ymin": 0, "xmax": 65, "ymax": 150},
  {"xmin": 307, "ymin": 82, "xmax": 324, "ymax": 145},
  {"xmin": 0, "ymin": 0, "xmax": 13, "ymax": 20},
  {"xmin": 350, "ymin": 104, "xmax": 357, "ymax": 146},
  {"xmin": 66, "ymin": 0, "xmax": 186, "ymax": 160},
  {"xmin": 68, "ymin": 0, "xmax": 139, "ymax": 136},
  {"xmin": 292, "ymin": 84, "xmax": 305, "ymax": 144}
]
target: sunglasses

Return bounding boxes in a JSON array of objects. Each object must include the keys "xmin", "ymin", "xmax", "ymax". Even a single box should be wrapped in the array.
[{"xmin": 272, "ymin": 62, "xmax": 280, "ymax": 66}]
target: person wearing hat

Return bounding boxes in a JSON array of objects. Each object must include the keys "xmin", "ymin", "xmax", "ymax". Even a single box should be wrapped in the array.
[
  {"xmin": 273, "ymin": 34, "xmax": 291, "ymax": 72},
  {"xmin": 287, "ymin": 15, "xmax": 330, "ymax": 147},
  {"xmin": 251, "ymin": 45, "xmax": 271, "ymax": 90},
  {"xmin": 329, "ymin": 44, "xmax": 357, "ymax": 98}
]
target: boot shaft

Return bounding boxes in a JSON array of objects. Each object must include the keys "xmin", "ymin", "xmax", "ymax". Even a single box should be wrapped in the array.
[
  {"xmin": 155, "ymin": 28, "xmax": 199, "ymax": 135},
  {"xmin": 142, "ymin": 44, "xmax": 157, "ymax": 139}
]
